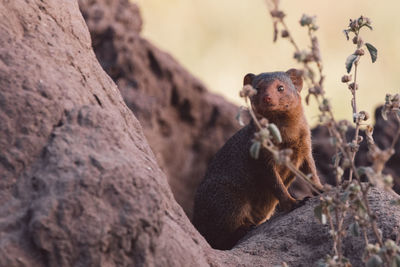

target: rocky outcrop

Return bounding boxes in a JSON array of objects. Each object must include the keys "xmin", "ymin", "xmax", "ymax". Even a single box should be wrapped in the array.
[
  {"xmin": 1, "ymin": 1, "xmax": 399, "ymax": 266},
  {"xmin": 0, "ymin": 1, "xmax": 216, "ymax": 266},
  {"xmin": 78, "ymin": 0, "xmax": 240, "ymax": 218},
  {"xmin": 235, "ymin": 187, "xmax": 400, "ymax": 267}
]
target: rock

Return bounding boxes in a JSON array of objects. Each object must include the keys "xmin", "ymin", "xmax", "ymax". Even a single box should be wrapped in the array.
[
  {"xmin": 0, "ymin": 1, "xmax": 217, "ymax": 266},
  {"xmin": 234, "ymin": 187, "xmax": 400, "ymax": 267},
  {"xmin": 79, "ymin": 0, "xmax": 241, "ymax": 219},
  {"xmin": 1, "ymin": 1, "xmax": 399, "ymax": 266}
]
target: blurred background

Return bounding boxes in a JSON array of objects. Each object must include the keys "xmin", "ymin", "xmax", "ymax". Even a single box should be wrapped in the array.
[{"xmin": 134, "ymin": 0, "xmax": 400, "ymax": 126}]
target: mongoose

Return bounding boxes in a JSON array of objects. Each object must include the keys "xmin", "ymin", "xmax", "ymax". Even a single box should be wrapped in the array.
[{"xmin": 192, "ymin": 69, "xmax": 323, "ymax": 250}]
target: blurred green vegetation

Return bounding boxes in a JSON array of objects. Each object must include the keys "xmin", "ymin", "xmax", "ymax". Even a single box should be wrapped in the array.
[{"xmin": 134, "ymin": 0, "xmax": 400, "ymax": 125}]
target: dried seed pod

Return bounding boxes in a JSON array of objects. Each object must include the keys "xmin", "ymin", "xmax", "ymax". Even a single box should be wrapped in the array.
[
  {"xmin": 355, "ymin": 48, "xmax": 365, "ymax": 56},
  {"xmin": 339, "ymin": 124, "xmax": 348, "ymax": 133},
  {"xmin": 357, "ymin": 37, "xmax": 364, "ymax": 47},
  {"xmin": 342, "ymin": 158, "xmax": 351, "ymax": 169},
  {"xmin": 352, "ymin": 36, "xmax": 358, "ymax": 44},
  {"xmin": 240, "ymin": 84, "xmax": 257, "ymax": 98},
  {"xmin": 281, "ymin": 148, "xmax": 293, "ymax": 157},
  {"xmin": 348, "ymin": 82, "xmax": 358, "ymax": 90},
  {"xmin": 359, "ymin": 110, "xmax": 370, "ymax": 121},
  {"xmin": 260, "ymin": 118, "xmax": 269, "ymax": 127},
  {"xmin": 319, "ymin": 98, "xmax": 331, "ymax": 112},
  {"xmin": 311, "ymin": 37, "xmax": 321, "ymax": 61},
  {"xmin": 309, "ymin": 85, "xmax": 323, "ymax": 95},
  {"xmin": 270, "ymin": 10, "xmax": 285, "ymax": 19},
  {"xmin": 349, "ymin": 19, "xmax": 359, "ymax": 31},
  {"xmin": 281, "ymin": 30, "xmax": 289, "ymax": 38},
  {"xmin": 341, "ymin": 75, "xmax": 351, "ymax": 83}
]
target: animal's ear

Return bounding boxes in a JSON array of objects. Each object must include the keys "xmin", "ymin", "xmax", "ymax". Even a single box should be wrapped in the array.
[
  {"xmin": 243, "ymin": 73, "xmax": 255, "ymax": 86},
  {"xmin": 286, "ymin": 68, "xmax": 303, "ymax": 92}
]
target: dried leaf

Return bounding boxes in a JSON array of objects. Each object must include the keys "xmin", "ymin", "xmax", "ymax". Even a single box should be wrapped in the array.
[{"xmin": 365, "ymin": 43, "xmax": 377, "ymax": 63}]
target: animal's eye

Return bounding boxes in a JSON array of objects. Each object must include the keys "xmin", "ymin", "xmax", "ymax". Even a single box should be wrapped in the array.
[{"xmin": 277, "ymin": 85, "xmax": 284, "ymax": 92}]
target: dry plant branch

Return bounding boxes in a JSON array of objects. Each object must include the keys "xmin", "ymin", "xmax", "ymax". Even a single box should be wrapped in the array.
[
  {"xmin": 238, "ymin": 87, "xmax": 323, "ymax": 194},
  {"xmin": 263, "ymin": 1, "xmax": 400, "ymax": 266}
]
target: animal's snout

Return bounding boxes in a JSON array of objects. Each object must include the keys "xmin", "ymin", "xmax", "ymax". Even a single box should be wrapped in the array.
[{"xmin": 264, "ymin": 95, "xmax": 272, "ymax": 103}]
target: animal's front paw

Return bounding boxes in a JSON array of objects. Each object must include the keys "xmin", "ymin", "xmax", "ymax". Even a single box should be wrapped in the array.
[
  {"xmin": 281, "ymin": 197, "xmax": 310, "ymax": 211},
  {"xmin": 293, "ymin": 196, "xmax": 311, "ymax": 208},
  {"xmin": 279, "ymin": 197, "xmax": 298, "ymax": 211}
]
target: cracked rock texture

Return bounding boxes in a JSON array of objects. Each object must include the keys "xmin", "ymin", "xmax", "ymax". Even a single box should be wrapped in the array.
[
  {"xmin": 0, "ymin": 1, "xmax": 219, "ymax": 266},
  {"xmin": 235, "ymin": 187, "xmax": 400, "ymax": 267},
  {"xmin": 1, "ymin": 0, "xmax": 400, "ymax": 267}
]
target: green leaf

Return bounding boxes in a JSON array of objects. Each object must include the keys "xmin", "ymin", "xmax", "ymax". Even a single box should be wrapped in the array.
[
  {"xmin": 268, "ymin": 123, "xmax": 282, "ymax": 143},
  {"xmin": 343, "ymin": 30, "xmax": 350, "ymax": 41},
  {"xmin": 314, "ymin": 205, "xmax": 326, "ymax": 224},
  {"xmin": 365, "ymin": 43, "xmax": 378, "ymax": 63},
  {"xmin": 314, "ymin": 205, "xmax": 322, "ymax": 220},
  {"xmin": 349, "ymin": 222, "xmax": 360, "ymax": 236},
  {"xmin": 345, "ymin": 54, "xmax": 358, "ymax": 73},
  {"xmin": 357, "ymin": 166, "xmax": 367, "ymax": 176},
  {"xmin": 305, "ymin": 94, "xmax": 310, "ymax": 105},
  {"xmin": 381, "ymin": 108, "xmax": 388, "ymax": 121},
  {"xmin": 321, "ymin": 213, "xmax": 327, "ymax": 225},
  {"xmin": 340, "ymin": 191, "xmax": 350, "ymax": 202},
  {"xmin": 235, "ymin": 110, "xmax": 245, "ymax": 126},
  {"xmin": 391, "ymin": 254, "xmax": 400, "ymax": 267},
  {"xmin": 250, "ymin": 141, "xmax": 261, "ymax": 159},
  {"xmin": 390, "ymin": 199, "xmax": 400, "ymax": 206},
  {"xmin": 331, "ymin": 152, "xmax": 342, "ymax": 164},
  {"xmin": 355, "ymin": 199, "xmax": 367, "ymax": 212},
  {"xmin": 367, "ymin": 255, "xmax": 383, "ymax": 267}
]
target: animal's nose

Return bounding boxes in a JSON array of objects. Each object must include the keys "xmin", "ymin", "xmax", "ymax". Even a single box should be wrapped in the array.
[{"xmin": 264, "ymin": 95, "xmax": 272, "ymax": 103}]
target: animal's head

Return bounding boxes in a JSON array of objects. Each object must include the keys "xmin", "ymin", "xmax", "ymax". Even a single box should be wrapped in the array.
[{"xmin": 243, "ymin": 69, "xmax": 303, "ymax": 116}]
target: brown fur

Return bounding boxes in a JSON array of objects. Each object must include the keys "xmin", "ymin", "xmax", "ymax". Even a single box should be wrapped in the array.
[{"xmin": 192, "ymin": 69, "xmax": 323, "ymax": 250}]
